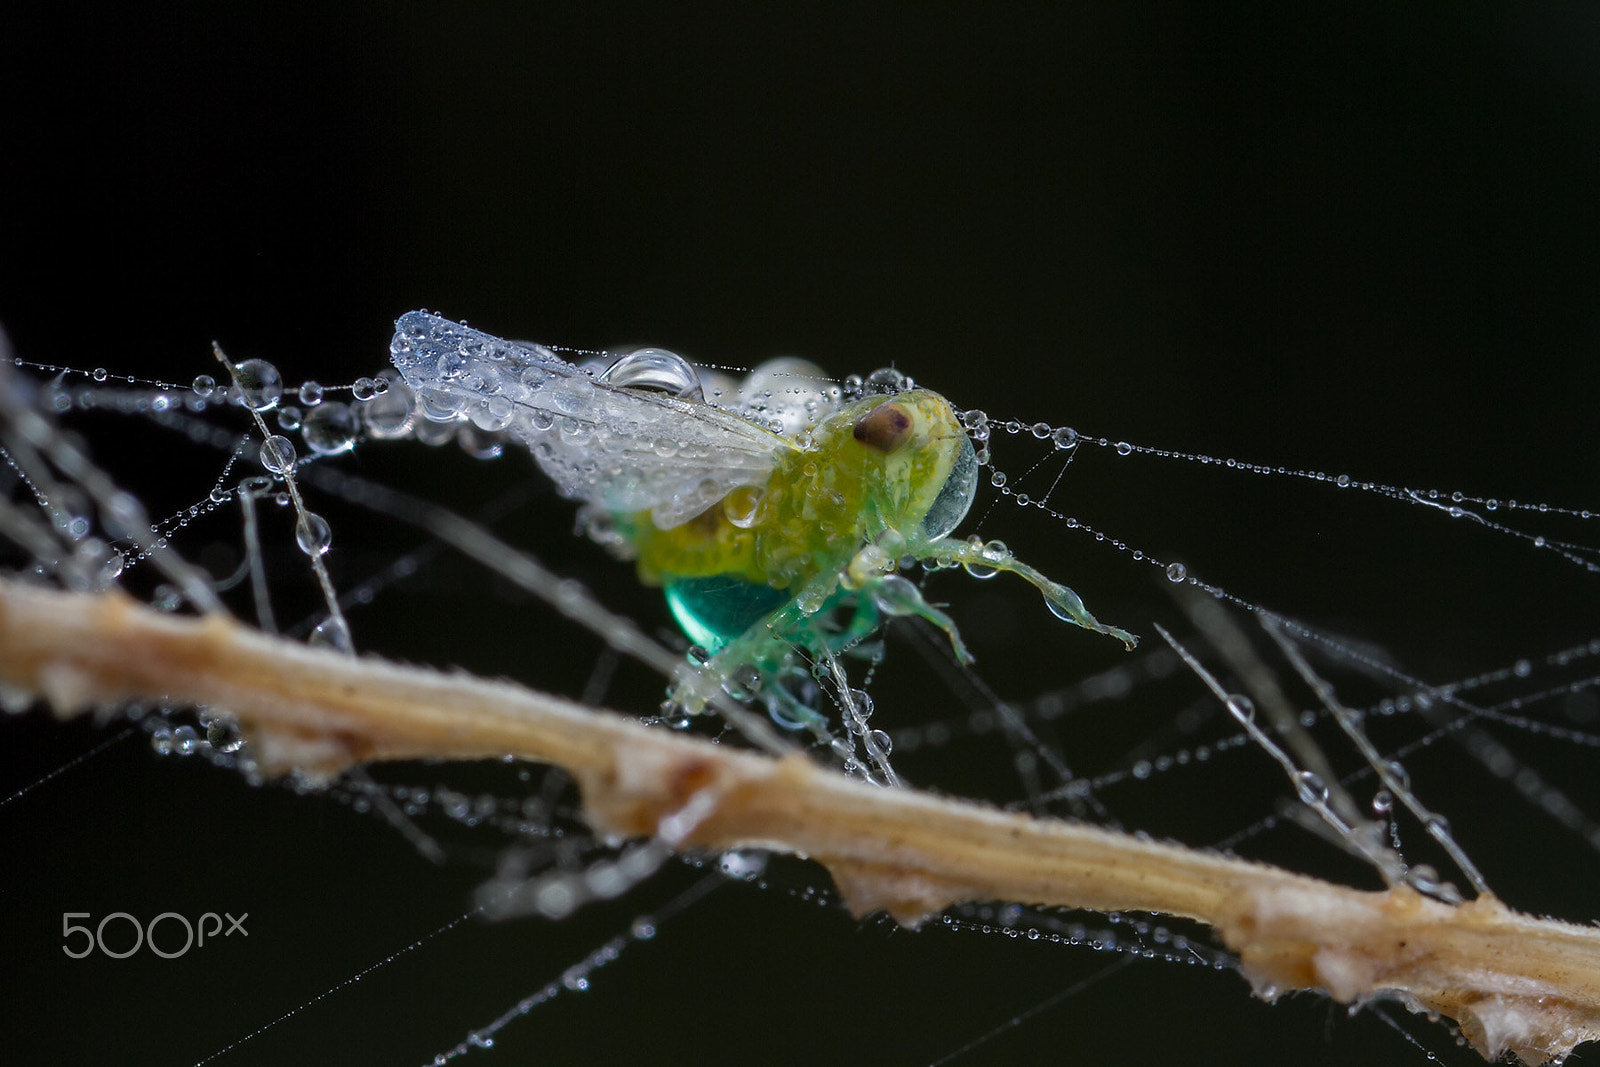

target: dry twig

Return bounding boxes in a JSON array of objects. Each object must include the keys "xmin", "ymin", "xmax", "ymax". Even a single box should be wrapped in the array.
[{"xmin": 2, "ymin": 577, "xmax": 1597, "ymax": 1064}]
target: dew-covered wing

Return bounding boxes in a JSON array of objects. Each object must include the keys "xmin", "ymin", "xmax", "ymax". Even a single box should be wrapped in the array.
[{"xmin": 390, "ymin": 311, "xmax": 789, "ymax": 527}]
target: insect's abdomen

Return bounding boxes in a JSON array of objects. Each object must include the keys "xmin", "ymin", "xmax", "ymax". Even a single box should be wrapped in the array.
[
  {"xmin": 626, "ymin": 502, "xmax": 768, "ymax": 586},
  {"xmin": 662, "ymin": 574, "xmax": 790, "ymax": 652},
  {"xmin": 633, "ymin": 470, "xmax": 864, "ymax": 651}
]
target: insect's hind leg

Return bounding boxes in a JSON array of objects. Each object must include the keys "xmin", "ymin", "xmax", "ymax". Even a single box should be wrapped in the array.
[{"xmin": 664, "ymin": 581, "xmax": 828, "ymax": 722}]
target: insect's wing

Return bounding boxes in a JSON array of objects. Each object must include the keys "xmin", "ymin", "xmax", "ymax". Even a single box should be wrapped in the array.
[{"xmin": 390, "ymin": 312, "xmax": 789, "ymax": 528}]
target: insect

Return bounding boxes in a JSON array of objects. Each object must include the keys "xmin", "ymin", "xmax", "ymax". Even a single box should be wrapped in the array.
[{"xmin": 389, "ymin": 311, "xmax": 1136, "ymax": 751}]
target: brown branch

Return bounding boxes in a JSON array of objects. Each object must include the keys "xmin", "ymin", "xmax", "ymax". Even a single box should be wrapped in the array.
[{"xmin": 2, "ymin": 576, "xmax": 1597, "ymax": 1064}]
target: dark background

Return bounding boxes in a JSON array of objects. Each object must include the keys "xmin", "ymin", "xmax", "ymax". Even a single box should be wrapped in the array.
[{"xmin": 4, "ymin": 4, "xmax": 1600, "ymax": 1065}]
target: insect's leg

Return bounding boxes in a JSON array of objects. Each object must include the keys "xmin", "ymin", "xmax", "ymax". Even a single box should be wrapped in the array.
[
  {"xmin": 666, "ymin": 574, "xmax": 834, "ymax": 720},
  {"xmin": 866, "ymin": 572, "xmax": 974, "ymax": 664},
  {"xmin": 924, "ymin": 537, "xmax": 1139, "ymax": 650},
  {"xmin": 667, "ymin": 619, "xmax": 791, "ymax": 716},
  {"xmin": 762, "ymin": 669, "xmax": 830, "ymax": 733},
  {"xmin": 827, "ymin": 595, "xmax": 885, "ymax": 658}
]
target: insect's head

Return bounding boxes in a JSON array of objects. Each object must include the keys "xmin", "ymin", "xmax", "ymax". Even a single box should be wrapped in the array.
[{"xmin": 831, "ymin": 387, "xmax": 979, "ymax": 545}]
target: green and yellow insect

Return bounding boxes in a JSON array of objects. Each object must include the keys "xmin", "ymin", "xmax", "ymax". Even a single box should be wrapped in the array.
[{"xmin": 391, "ymin": 312, "xmax": 1135, "ymax": 740}]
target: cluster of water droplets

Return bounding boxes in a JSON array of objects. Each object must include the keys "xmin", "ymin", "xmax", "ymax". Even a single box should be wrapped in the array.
[
  {"xmin": 966, "ymin": 410, "xmax": 1600, "ymax": 575},
  {"xmin": 940, "ymin": 902, "xmax": 1231, "ymax": 972}
]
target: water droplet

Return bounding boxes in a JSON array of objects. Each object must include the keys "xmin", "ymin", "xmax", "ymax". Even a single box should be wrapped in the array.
[
  {"xmin": 600, "ymin": 348, "xmax": 704, "ymax": 401},
  {"xmin": 295, "ymin": 512, "xmax": 333, "ymax": 557},
  {"xmin": 1408, "ymin": 862, "xmax": 1446, "ymax": 896},
  {"xmin": 867, "ymin": 728, "xmax": 892, "ymax": 755},
  {"xmin": 297, "ymin": 380, "xmax": 324, "ymax": 406},
  {"xmin": 722, "ymin": 663, "xmax": 763, "ymax": 701},
  {"xmin": 351, "ymin": 376, "xmax": 378, "ymax": 402},
  {"xmin": 172, "ymin": 724, "xmax": 199, "ymax": 755},
  {"xmin": 536, "ymin": 881, "xmax": 577, "ymax": 919},
  {"xmin": 584, "ymin": 862, "xmax": 627, "ymax": 899},
  {"xmin": 94, "ymin": 550, "xmax": 124, "ymax": 585},
  {"xmin": 1114, "ymin": 441, "xmax": 1133, "ymax": 456},
  {"xmin": 234, "ymin": 358, "xmax": 283, "ymax": 411},
  {"xmin": 1294, "ymin": 770, "xmax": 1329, "ymax": 805},
  {"xmin": 863, "ymin": 367, "xmax": 909, "ymax": 395},
  {"xmin": 989, "ymin": 470, "xmax": 1007, "ymax": 487},
  {"xmin": 720, "ymin": 485, "xmax": 764, "ymax": 529},
  {"xmin": 91, "ymin": 367, "xmax": 108, "ymax": 382},
  {"xmin": 1371, "ymin": 789, "xmax": 1394, "ymax": 814},
  {"xmin": 964, "ymin": 539, "xmax": 1007, "ymax": 579},
  {"xmin": 719, "ymin": 850, "xmax": 768, "ymax": 880},
  {"xmin": 417, "ymin": 385, "xmax": 466, "ymax": 422},
  {"xmin": 362, "ymin": 382, "xmax": 415, "ymax": 439},
  {"xmin": 458, "ymin": 425, "xmax": 505, "ymax": 459},
  {"xmin": 260, "ymin": 435, "xmax": 297, "ymax": 474},
  {"xmin": 630, "ymin": 918, "xmax": 656, "ymax": 940},
  {"xmin": 302, "ymin": 402, "xmax": 358, "ymax": 455},
  {"xmin": 1030, "ymin": 421, "xmax": 1051, "ymax": 438},
  {"xmin": 1513, "ymin": 658, "xmax": 1532, "ymax": 678},
  {"xmin": 1424, "ymin": 814, "xmax": 1451, "ymax": 836},
  {"xmin": 1224, "ymin": 694, "xmax": 1256, "ymax": 723},
  {"xmin": 310, "ymin": 615, "xmax": 353, "ymax": 652},
  {"xmin": 1165, "ymin": 562, "xmax": 1187, "ymax": 582},
  {"xmin": 1383, "ymin": 759, "xmax": 1411, "ymax": 791},
  {"xmin": 207, "ymin": 718, "xmax": 244, "ymax": 753},
  {"xmin": 191, "ymin": 374, "xmax": 217, "ymax": 398},
  {"xmin": 276, "ymin": 405, "xmax": 302, "ymax": 431},
  {"xmin": 1051, "ymin": 426, "xmax": 1079, "ymax": 450}
]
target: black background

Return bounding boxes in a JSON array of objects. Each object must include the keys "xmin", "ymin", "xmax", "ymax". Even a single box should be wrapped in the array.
[{"xmin": 4, "ymin": 5, "xmax": 1600, "ymax": 1065}]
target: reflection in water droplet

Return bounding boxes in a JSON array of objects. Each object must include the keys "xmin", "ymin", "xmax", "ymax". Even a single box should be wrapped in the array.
[
  {"xmin": 295, "ymin": 512, "xmax": 333, "ymax": 557},
  {"xmin": 600, "ymin": 349, "xmax": 705, "ymax": 402},
  {"xmin": 302, "ymin": 402, "xmax": 358, "ymax": 455},
  {"xmin": 1294, "ymin": 770, "xmax": 1328, "ymax": 805},
  {"xmin": 260, "ymin": 435, "xmax": 297, "ymax": 474},
  {"xmin": 310, "ymin": 615, "xmax": 353, "ymax": 653},
  {"xmin": 234, "ymin": 359, "xmax": 284, "ymax": 411}
]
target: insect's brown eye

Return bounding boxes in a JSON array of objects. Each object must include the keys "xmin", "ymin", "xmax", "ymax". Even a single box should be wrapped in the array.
[{"xmin": 852, "ymin": 401, "xmax": 914, "ymax": 453}]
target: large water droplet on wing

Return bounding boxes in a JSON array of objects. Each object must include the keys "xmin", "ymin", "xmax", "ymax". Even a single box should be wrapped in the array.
[{"xmin": 600, "ymin": 348, "xmax": 704, "ymax": 402}]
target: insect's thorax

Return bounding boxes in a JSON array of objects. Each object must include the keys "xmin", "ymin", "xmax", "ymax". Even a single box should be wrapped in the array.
[{"xmin": 623, "ymin": 389, "xmax": 971, "ymax": 594}]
